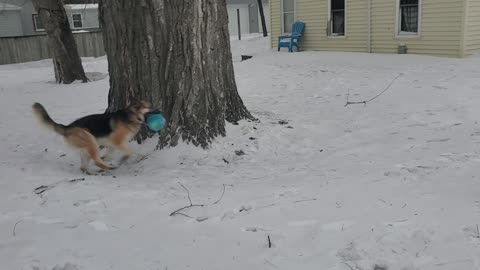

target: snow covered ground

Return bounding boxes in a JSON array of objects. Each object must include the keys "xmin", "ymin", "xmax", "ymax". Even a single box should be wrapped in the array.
[{"xmin": 1, "ymin": 36, "xmax": 480, "ymax": 270}]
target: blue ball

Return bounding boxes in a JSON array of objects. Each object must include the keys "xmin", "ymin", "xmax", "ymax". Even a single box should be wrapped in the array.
[{"xmin": 146, "ymin": 113, "xmax": 166, "ymax": 131}]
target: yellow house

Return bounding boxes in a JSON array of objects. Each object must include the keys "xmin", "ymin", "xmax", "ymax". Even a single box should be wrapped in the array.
[{"xmin": 270, "ymin": 0, "xmax": 480, "ymax": 57}]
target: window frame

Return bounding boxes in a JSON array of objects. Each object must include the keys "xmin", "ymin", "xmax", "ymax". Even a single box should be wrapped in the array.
[
  {"xmin": 395, "ymin": 0, "xmax": 422, "ymax": 38},
  {"xmin": 327, "ymin": 0, "xmax": 347, "ymax": 38},
  {"xmin": 71, "ymin": 13, "xmax": 84, "ymax": 29},
  {"xmin": 281, "ymin": 0, "xmax": 296, "ymax": 34},
  {"xmin": 32, "ymin": 14, "xmax": 45, "ymax": 32}
]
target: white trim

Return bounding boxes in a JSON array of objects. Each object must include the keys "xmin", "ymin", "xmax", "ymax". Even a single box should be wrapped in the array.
[
  {"xmin": 65, "ymin": 4, "xmax": 98, "ymax": 10},
  {"xmin": 327, "ymin": 0, "xmax": 347, "ymax": 37},
  {"xmin": 71, "ymin": 13, "xmax": 84, "ymax": 29},
  {"xmin": 395, "ymin": 0, "xmax": 422, "ymax": 39},
  {"xmin": 32, "ymin": 14, "xmax": 45, "ymax": 32},
  {"xmin": 280, "ymin": 0, "xmax": 296, "ymax": 34}
]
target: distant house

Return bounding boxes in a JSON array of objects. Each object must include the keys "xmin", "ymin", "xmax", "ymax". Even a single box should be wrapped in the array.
[
  {"xmin": 0, "ymin": 0, "xmax": 100, "ymax": 37},
  {"xmin": 227, "ymin": 0, "xmax": 270, "ymax": 37},
  {"xmin": 270, "ymin": 0, "xmax": 480, "ymax": 58}
]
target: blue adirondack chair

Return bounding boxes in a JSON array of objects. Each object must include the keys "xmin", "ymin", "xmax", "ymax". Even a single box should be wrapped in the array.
[{"xmin": 278, "ymin": 22, "xmax": 305, "ymax": 52}]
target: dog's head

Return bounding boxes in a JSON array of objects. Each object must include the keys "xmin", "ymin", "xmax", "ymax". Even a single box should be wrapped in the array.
[{"xmin": 127, "ymin": 98, "xmax": 152, "ymax": 125}]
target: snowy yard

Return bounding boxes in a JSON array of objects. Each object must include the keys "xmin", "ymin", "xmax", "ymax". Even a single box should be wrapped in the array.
[{"xmin": 1, "ymin": 36, "xmax": 480, "ymax": 270}]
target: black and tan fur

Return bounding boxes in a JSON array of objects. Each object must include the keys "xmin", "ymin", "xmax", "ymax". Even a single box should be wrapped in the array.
[{"xmin": 32, "ymin": 100, "xmax": 151, "ymax": 174}]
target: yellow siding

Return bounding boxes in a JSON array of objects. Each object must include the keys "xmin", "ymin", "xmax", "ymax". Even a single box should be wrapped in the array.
[
  {"xmin": 270, "ymin": 0, "xmax": 465, "ymax": 57},
  {"xmin": 271, "ymin": 0, "xmax": 281, "ymax": 48},
  {"xmin": 465, "ymin": 0, "xmax": 480, "ymax": 56},
  {"xmin": 270, "ymin": 0, "xmax": 369, "ymax": 52},
  {"xmin": 372, "ymin": 0, "xmax": 463, "ymax": 57}
]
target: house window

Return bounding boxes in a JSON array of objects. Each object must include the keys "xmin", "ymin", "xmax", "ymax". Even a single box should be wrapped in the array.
[
  {"xmin": 33, "ymin": 14, "xmax": 44, "ymax": 32},
  {"xmin": 399, "ymin": 0, "xmax": 419, "ymax": 34},
  {"xmin": 72, "ymin": 13, "xmax": 83, "ymax": 28},
  {"xmin": 329, "ymin": 0, "xmax": 345, "ymax": 36},
  {"xmin": 282, "ymin": 0, "xmax": 295, "ymax": 33}
]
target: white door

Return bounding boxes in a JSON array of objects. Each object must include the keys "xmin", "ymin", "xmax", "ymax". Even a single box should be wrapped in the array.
[{"xmin": 227, "ymin": 4, "xmax": 249, "ymax": 37}]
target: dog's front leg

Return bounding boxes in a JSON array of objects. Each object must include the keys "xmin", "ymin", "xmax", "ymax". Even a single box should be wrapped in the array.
[
  {"xmin": 116, "ymin": 143, "xmax": 133, "ymax": 164},
  {"xmin": 101, "ymin": 146, "xmax": 115, "ymax": 161}
]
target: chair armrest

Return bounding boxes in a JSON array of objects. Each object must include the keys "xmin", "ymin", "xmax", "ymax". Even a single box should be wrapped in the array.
[{"xmin": 278, "ymin": 35, "xmax": 292, "ymax": 40}]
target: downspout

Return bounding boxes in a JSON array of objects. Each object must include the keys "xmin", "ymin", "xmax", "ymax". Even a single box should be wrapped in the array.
[{"xmin": 367, "ymin": 0, "xmax": 372, "ymax": 53}]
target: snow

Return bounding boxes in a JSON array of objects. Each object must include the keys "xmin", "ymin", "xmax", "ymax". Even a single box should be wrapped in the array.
[{"xmin": 1, "ymin": 37, "xmax": 480, "ymax": 270}]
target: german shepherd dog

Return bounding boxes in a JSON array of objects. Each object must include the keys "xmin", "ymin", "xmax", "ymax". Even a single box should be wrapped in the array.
[{"xmin": 32, "ymin": 100, "xmax": 151, "ymax": 174}]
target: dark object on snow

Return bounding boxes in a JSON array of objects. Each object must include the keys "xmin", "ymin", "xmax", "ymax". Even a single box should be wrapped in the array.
[
  {"xmin": 268, "ymin": 235, "xmax": 272, "ymax": 248},
  {"xmin": 34, "ymin": 185, "xmax": 52, "ymax": 195},
  {"xmin": 241, "ymin": 55, "xmax": 253, "ymax": 61},
  {"xmin": 278, "ymin": 120, "xmax": 289, "ymax": 125},
  {"xmin": 68, "ymin": 178, "xmax": 85, "ymax": 183},
  {"xmin": 235, "ymin": 150, "xmax": 245, "ymax": 156}
]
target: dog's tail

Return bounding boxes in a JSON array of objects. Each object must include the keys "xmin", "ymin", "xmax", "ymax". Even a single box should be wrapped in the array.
[{"xmin": 32, "ymin": 103, "xmax": 67, "ymax": 136}]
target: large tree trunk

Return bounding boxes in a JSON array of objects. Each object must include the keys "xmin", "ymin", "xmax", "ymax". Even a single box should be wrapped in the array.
[
  {"xmin": 99, "ymin": 0, "xmax": 253, "ymax": 148},
  {"xmin": 32, "ymin": 0, "xmax": 88, "ymax": 84}
]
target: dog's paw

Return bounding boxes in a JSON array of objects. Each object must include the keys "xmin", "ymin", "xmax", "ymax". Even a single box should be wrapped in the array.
[
  {"xmin": 101, "ymin": 155, "xmax": 113, "ymax": 162},
  {"xmin": 83, "ymin": 170, "xmax": 98, "ymax": 176}
]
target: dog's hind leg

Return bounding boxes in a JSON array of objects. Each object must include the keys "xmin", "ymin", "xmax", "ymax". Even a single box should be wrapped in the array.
[
  {"xmin": 85, "ymin": 143, "xmax": 115, "ymax": 170},
  {"xmin": 66, "ymin": 128, "xmax": 115, "ymax": 171},
  {"xmin": 79, "ymin": 151, "xmax": 91, "ymax": 173}
]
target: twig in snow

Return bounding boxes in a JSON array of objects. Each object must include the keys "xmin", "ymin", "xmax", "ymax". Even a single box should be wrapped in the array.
[
  {"xmin": 340, "ymin": 262, "xmax": 355, "ymax": 270},
  {"xmin": 180, "ymin": 183, "xmax": 193, "ymax": 205},
  {"xmin": 344, "ymin": 73, "xmax": 403, "ymax": 107},
  {"xmin": 212, "ymin": 184, "xmax": 227, "ymax": 205},
  {"xmin": 267, "ymin": 235, "xmax": 272, "ymax": 248},
  {"xmin": 293, "ymin": 198, "xmax": 317, "ymax": 204},
  {"xmin": 13, "ymin": 220, "xmax": 23, "ymax": 236},
  {"xmin": 169, "ymin": 183, "xmax": 228, "ymax": 217},
  {"xmin": 264, "ymin": 259, "xmax": 279, "ymax": 268}
]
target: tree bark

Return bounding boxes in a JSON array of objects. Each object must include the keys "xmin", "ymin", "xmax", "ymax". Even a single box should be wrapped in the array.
[
  {"xmin": 99, "ymin": 0, "xmax": 253, "ymax": 148},
  {"xmin": 257, "ymin": 0, "xmax": 268, "ymax": 37},
  {"xmin": 32, "ymin": 0, "xmax": 88, "ymax": 84}
]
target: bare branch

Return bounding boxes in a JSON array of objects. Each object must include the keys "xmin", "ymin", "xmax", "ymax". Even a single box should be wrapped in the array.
[
  {"xmin": 293, "ymin": 198, "xmax": 317, "ymax": 203},
  {"xmin": 13, "ymin": 220, "xmax": 23, "ymax": 236},
  {"xmin": 169, "ymin": 204, "xmax": 205, "ymax": 217},
  {"xmin": 179, "ymin": 183, "xmax": 193, "ymax": 205},
  {"xmin": 212, "ymin": 184, "xmax": 226, "ymax": 205},
  {"xmin": 169, "ymin": 183, "xmax": 228, "ymax": 217},
  {"xmin": 345, "ymin": 73, "xmax": 403, "ymax": 107},
  {"xmin": 340, "ymin": 262, "xmax": 355, "ymax": 270}
]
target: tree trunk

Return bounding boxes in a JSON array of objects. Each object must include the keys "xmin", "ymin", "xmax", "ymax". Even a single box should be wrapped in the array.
[
  {"xmin": 99, "ymin": 0, "xmax": 253, "ymax": 148},
  {"xmin": 32, "ymin": 0, "xmax": 88, "ymax": 84},
  {"xmin": 257, "ymin": 0, "xmax": 268, "ymax": 37}
]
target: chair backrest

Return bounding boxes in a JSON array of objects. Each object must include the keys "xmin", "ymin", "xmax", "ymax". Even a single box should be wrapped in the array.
[{"xmin": 292, "ymin": 21, "xmax": 305, "ymax": 36}]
